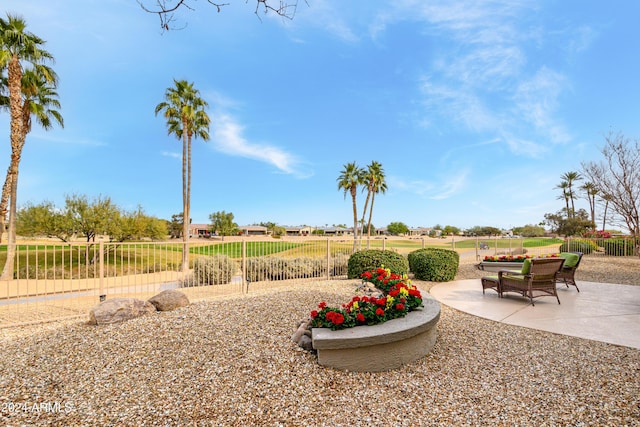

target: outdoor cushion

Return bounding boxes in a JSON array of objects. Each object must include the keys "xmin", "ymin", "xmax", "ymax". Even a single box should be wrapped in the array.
[
  {"xmin": 559, "ymin": 252, "xmax": 579, "ymax": 268},
  {"xmin": 520, "ymin": 258, "xmax": 532, "ymax": 275}
]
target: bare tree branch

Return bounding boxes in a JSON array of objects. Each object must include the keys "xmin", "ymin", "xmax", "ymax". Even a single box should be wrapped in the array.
[{"xmin": 137, "ymin": 0, "xmax": 304, "ymax": 31}]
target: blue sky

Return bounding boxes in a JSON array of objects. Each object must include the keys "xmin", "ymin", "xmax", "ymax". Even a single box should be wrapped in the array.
[{"xmin": 1, "ymin": 0, "xmax": 639, "ymax": 231}]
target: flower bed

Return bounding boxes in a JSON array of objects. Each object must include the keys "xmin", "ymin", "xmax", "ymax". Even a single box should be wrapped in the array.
[
  {"xmin": 310, "ymin": 268, "xmax": 423, "ymax": 330},
  {"xmin": 477, "ymin": 254, "xmax": 561, "ymax": 272},
  {"xmin": 308, "ymin": 267, "xmax": 440, "ymax": 371}
]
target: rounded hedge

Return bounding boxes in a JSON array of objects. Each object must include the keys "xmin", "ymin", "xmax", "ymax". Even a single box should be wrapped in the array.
[
  {"xmin": 347, "ymin": 250, "xmax": 408, "ymax": 279},
  {"xmin": 408, "ymin": 248, "xmax": 459, "ymax": 282},
  {"xmin": 559, "ymin": 239, "xmax": 597, "ymax": 255}
]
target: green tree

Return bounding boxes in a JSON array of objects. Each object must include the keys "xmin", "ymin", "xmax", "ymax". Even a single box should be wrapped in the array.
[
  {"xmin": 65, "ymin": 194, "xmax": 120, "ymax": 242},
  {"xmin": 111, "ymin": 206, "xmax": 167, "ymax": 242},
  {"xmin": 168, "ymin": 212, "xmax": 184, "ymax": 239},
  {"xmin": 0, "ymin": 14, "xmax": 57, "ymax": 280},
  {"xmin": 155, "ymin": 79, "xmax": 210, "ymax": 271},
  {"xmin": 513, "ymin": 224, "xmax": 546, "ymax": 237},
  {"xmin": 544, "ymin": 208, "xmax": 592, "ymax": 236},
  {"xmin": 16, "ymin": 201, "xmax": 74, "ymax": 241},
  {"xmin": 442, "ymin": 225, "xmax": 461, "ymax": 236},
  {"xmin": 337, "ymin": 162, "xmax": 365, "ymax": 252},
  {"xmin": 387, "ymin": 221, "xmax": 408, "ymax": 236},
  {"xmin": 17, "ymin": 198, "xmax": 166, "ymax": 242},
  {"xmin": 209, "ymin": 211, "xmax": 238, "ymax": 236},
  {"xmin": 259, "ymin": 221, "xmax": 284, "ymax": 237}
]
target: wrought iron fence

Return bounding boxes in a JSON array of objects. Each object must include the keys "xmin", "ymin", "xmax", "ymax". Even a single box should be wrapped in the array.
[
  {"xmin": 1, "ymin": 235, "xmax": 637, "ymax": 327},
  {"xmin": 0, "ymin": 238, "xmax": 355, "ymax": 327}
]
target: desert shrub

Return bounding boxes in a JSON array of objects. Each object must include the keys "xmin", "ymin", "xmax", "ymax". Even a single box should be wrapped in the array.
[
  {"xmin": 191, "ymin": 255, "xmax": 236, "ymax": 286},
  {"xmin": 347, "ymin": 250, "xmax": 408, "ymax": 279},
  {"xmin": 330, "ymin": 253, "xmax": 349, "ymax": 277},
  {"xmin": 245, "ymin": 256, "xmax": 326, "ymax": 281},
  {"xmin": 601, "ymin": 238, "xmax": 637, "ymax": 256},
  {"xmin": 408, "ymin": 248, "xmax": 459, "ymax": 282},
  {"xmin": 559, "ymin": 239, "xmax": 597, "ymax": 255}
]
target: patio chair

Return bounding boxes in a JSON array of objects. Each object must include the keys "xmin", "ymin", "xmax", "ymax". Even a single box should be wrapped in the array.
[
  {"xmin": 556, "ymin": 252, "xmax": 583, "ymax": 292},
  {"xmin": 498, "ymin": 257, "xmax": 565, "ymax": 306}
]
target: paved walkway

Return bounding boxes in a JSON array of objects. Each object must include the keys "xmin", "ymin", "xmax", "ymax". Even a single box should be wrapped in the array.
[{"xmin": 430, "ymin": 279, "xmax": 640, "ymax": 350}]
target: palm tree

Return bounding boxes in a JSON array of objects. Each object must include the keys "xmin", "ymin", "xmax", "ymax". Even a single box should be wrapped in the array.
[
  {"xmin": 358, "ymin": 161, "xmax": 379, "ymax": 241},
  {"xmin": 581, "ymin": 182, "xmax": 598, "ymax": 230},
  {"xmin": 561, "ymin": 171, "xmax": 582, "ymax": 218},
  {"xmin": 0, "ymin": 14, "xmax": 55, "ymax": 280},
  {"xmin": 555, "ymin": 180, "xmax": 570, "ymax": 216},
  {"xmin": 337, "ymin": 162, "xmax": 364, "ymax": 252},
  {"xmin": 0, "ymin": 66, "xmax": 63, "ymax": 244},
  {"xmin": 155, "ymin": 79, "xmax": 210, "ymax": 272},
  {"xmin": 366, "ymin": 163, "xmax": 387, "ymax": 239}
]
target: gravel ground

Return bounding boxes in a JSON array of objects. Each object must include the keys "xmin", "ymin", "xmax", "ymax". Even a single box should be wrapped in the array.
[{"xmin": 0, "ymin": 257, "xmax": 639, "ymax": 426}]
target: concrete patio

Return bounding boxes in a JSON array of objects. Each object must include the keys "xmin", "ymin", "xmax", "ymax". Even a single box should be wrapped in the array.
[{"xmin": 430, "ymin": 279, "xmax": 640, "ymax": 350}]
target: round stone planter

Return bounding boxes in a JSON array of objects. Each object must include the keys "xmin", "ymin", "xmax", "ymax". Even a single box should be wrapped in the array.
[{"xmin": 311, "ymin": 295, "xmax": 440, "ymax": 372}]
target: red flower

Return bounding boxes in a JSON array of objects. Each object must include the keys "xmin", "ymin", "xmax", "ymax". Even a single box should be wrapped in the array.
[
  {"xmin": 376, "ymin": 307, "xmax": 384, "ymax": 316},
  {"xmin": 376, "ymin": 298, "xmax": 386, "ymax": 306},
  {"xmin": 318, "ymin": 302, "xmax": 327, "ymax": 309},
  {"xmin": 310, "ymin": 310, "xmax": 318, "ymax": 318},
  {"xmin": 395, "ymin": 303, "xmax": 405, "ymax": 311},
  {"xmin": 356, "ymin": 313, "xmax": 365, "ymax": 322},
  {"xmin": 330, "ymin": 312, "xmax": 344, "ymax": 325},
  {"xmin": 389, "ymin": 289, "xmax": 399, "ymax": 297}
]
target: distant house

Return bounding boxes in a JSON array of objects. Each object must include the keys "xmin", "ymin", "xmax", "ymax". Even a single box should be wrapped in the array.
[
  {"xmin": 317, "ymin": 226, "xmax": 349, "ymax": 236},
  {"xmin": 408, "ymin": 227, "xmax": 431, "ymax": 236},
  {"xmin": 189, "ymin": 224, "xmax": 211, "ymax": 238},
  {"xmin": 284, "ymin": 226, "xmax": 312, "ymax": 236},
  {"xmin": 239, "ymin": 225, "xmax": 269, "ymax": 236}
]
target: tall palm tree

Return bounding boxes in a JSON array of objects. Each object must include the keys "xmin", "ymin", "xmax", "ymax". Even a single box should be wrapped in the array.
[
  {"xmin": 359, "ymin": 161, "xmax": 384, "ymax": 238},
  {"xmin": 366, "ymin": 163, "xmax": 387, "ymax": 239},
  {"xmin": 0, "ymin": 66, "xmax": 63, "ymax": 244},
  {"xmin": 0, "ymin": 14, "xmax": 55, "ymax": 280},
  {"xmin": 581, "ymin": 182, "xmax": 598, "ymax": 230},
  {"xmin": 555, "ymin": 180, "xmax": 570, "ymax": 216},
  {"xmin": 155, "ymin": 79, "xmax": 210, "ymax": 272},
  {"xmin": 337, "ymin": 162, "xmax": 364, "ymax": 252},
  {"xmin": 561, "ymin": 171, "xmax": 582, "ymax": 218}
]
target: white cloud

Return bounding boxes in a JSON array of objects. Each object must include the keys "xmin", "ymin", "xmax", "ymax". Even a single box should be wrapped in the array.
[
  {"xmin": 161, "ymin": 151, "xmax": 181, "ymax": 160},
  {"xmin": 211, "ymin": 113, "xmax": 312, "ymax": 178}
]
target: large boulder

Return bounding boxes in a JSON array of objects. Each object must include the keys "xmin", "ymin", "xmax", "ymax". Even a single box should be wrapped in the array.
[
  {"xmin": 148, "ymin": 290, "xmax": 190, "ymax": 311},
  {"xmin": 89, "ymin": 297, "xmax": 156, "ymax": 325}
]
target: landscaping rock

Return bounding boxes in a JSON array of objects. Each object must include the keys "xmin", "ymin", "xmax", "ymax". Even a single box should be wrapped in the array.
[
  {"xmin": 89, "ymin": 298, "xmax": 156, "ymax": 325},
  {"xmin": 148, "ymin": 290, "xmax": 190, "ymax": 311}
]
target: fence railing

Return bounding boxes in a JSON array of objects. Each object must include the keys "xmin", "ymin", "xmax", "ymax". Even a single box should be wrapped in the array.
[{"xmin": 1, "ymin": 235, "xmax": 637, "ymax": 327}]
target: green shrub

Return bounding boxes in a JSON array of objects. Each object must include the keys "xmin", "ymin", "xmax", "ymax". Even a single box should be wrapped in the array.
[
  {"xmin": 559, "ymin": 239, "xmax": 597, "ymax": 255},
  {"xmin": 408, "ymin": 248, "xmax": 459, "ymax": 282},
  {"xmin": 191, "ymin": 255, "xmax": 237, "ymax": 286},
  {"xmin": 601, "ymin": 238, "xmax": 636, "ymax": 256},
  {"xmin": 347, "ymin": 250, "xmax": 408, "ymax": 279}
]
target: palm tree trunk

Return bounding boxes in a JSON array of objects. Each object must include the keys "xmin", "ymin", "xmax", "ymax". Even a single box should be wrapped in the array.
[
  {"xmin": 0, "ymin": 167, "xmax": 12, "ymax": 244},
  {"xmin": 350, "ymin": 187, "xmax": 358, "ymax": 253},
  {"xmin": 360, "ymin": 188, "xmax": 372, "ymax": 237},
  {"xmin": 1, "ymin": 54, "xmax": 25, "ymax": 280},
  {"xmin": 181, "ymin": 122, "xmax": 189, "ymax": 273},
  {"xmin": 367, "ymin": 192, "xmax": 376, "ymax": 238}
]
